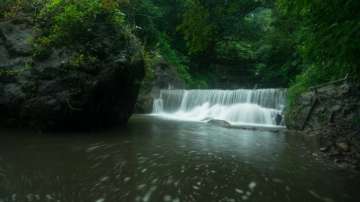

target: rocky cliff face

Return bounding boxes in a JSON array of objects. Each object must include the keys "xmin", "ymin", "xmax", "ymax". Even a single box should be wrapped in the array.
[
  {"xmin": 286, "ymin": 82, "xmax": 360, "ymax": 169},
  {"xmin": 286, "ymin": 83, "xmax": 360, "ymax": 130},
  {"xmin": 0, "ymin": 17, "xmax": 144, "ymax": 131},
  {"xmin": 135, "ymin": 59, "xmax": 186, "ymax": 113}
]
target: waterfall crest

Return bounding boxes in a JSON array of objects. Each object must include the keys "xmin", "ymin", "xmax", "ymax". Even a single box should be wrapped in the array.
[{"xmin": 152, "ymin": 89, "xmax": 286, "ymax": 126}]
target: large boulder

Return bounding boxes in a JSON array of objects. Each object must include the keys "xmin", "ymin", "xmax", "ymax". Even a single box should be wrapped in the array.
[{"xmin": 0, "ymin": 17, "xmax": 145, "ymax": 131}]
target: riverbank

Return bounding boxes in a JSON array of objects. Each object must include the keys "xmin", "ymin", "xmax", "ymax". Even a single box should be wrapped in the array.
[{"xmin": 286, "ymin": 82, "xmax": 360, "ymax": 170}]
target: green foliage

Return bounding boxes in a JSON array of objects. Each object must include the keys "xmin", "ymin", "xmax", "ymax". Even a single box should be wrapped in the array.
[
  {"xmin": 120, "ymin": 0, "xmax": 163, "ymax": 47},
  {"xmin": 177, "ymin": 0, "xmax": 217, "ymax": 54},
  {"xmin": 176, "ymin": 0, "xmax": 301, "ymax": 88},
  {"xmin": 157, "ymin": 34, "xmax": 193, "ymax": 87},
  {"xmin": 36, "ymin": 0, "xmax": 126, "ymax": 50},
  {"xmin": 277, "ymin": 0, "xmax": 360, "ymax": 105},
  {"xmin": 178, "ymin": 0, "xmax": 267, "ymax": 55},
  {"xmin": 251, "ymin": 6, "xmax": 302, "ymax": 87},
  {"xmin": 216, "ymin": 40, "xmax": 255, "ymax": 61},
  {"xmin": 69, "ymin": 52, "xmax": 98, "ymax": 68},
  {"xmin": 143, "ymin": 50, "xmax": 161, "ymax": 82}
]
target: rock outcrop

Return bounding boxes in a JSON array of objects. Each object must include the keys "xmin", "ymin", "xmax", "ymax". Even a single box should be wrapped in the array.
[
  {"xmin": 0, "ymin": 17, "xmax": 145, "ymax": 131},
  {"xmin": 286, "ymin": 82, "xmax": 360, "ymax": 169},
  {"xmin": 135, "ymin": 59, "xmax": 186, "ymax": 113}
]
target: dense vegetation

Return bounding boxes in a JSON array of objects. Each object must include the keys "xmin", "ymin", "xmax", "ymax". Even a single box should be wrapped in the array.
[{"xmin": 1, "ymin": 0, "xmax": 359, "ymax": 104}]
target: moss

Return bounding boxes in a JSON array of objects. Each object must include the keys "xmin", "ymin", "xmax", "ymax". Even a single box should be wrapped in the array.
[
  {"xmin": 0, "ymin": 0, "xmax": 43, "ymax": 19},
  {"xmin": 32, "ymin": 35, "xmax": 52, "ymax": 60},
  {"xmin": 33, "ymin": 0, "xmax": 128, "ymax": 57},
  {"xmin": 69, "ymin": 53, "xmax": 97, "ymax": 68},
  {"xmin": 0, "ymin": 63, "xmax": 32, "ymax": 77}
]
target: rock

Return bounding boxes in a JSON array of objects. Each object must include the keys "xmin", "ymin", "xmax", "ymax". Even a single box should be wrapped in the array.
[
  {"xmin": 0, "ymin": 20, "xmax": 33, "ymax": 56},
  {"xmin": 201, "ymin": 117, "xmax": 213, "ymax": 122},
  {"xmin": 135, "ymin": 58, "xmax": 186, "ymax": 113},
  {"xmin": 0, "ymin": 15, "xmax": 145, "ymax": 131},
  {"xmin": 286, "ymin": 82, "xmax": 360, "ymax": 170},
  {"xmin": 207, "ymin": 119, "xmax": 232, "ymax": 128}
]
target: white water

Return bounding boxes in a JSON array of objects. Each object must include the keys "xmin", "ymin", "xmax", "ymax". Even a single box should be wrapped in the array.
[{"xmin": 152, "ymin": 89, "xmax": 286, "ymax": 127}]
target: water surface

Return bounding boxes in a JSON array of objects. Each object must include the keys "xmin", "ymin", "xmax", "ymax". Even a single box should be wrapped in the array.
[{"xmin": 0, "ymin": 115, "xmax": 359, "ymax": 202}]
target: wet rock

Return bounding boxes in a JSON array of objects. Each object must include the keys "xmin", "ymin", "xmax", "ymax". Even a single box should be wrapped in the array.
[{"xmin": 207, "ymin": 119, "xmax": 232, "ymax": 128}]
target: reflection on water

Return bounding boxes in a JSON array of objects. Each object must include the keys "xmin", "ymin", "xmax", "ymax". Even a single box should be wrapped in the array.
[{"xmin": 0, "ymin": 115, "xmax": 359, "ymax": 202}]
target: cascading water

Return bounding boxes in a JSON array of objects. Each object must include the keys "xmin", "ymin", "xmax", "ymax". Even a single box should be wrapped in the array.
[{"xmin": 152, "ymin": 89, "xmax": 287, "ymax": 127}]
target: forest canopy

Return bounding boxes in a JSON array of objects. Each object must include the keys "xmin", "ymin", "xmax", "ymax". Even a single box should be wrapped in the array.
[{"xmin": 1, "ymin": 0, "xmax": 359, "ymax": 104}]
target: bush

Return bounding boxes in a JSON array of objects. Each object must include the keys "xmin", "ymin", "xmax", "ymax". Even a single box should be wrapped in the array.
[
  {"xmin": 35, "ymin": 0, "xmax": 127, "ymax": 57},
  {"xmin": 278, "ymin": 0, "xmax": 360, "ymax": 106},
  {"xmin": 157, "ymin": 34, "xmax": 194, "ymax": 87}
]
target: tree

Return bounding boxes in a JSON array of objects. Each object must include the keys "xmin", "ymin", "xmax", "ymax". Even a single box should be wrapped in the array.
[{"xmin": 277, "ymin": 0, "xmax": 360, "ymax": 103}]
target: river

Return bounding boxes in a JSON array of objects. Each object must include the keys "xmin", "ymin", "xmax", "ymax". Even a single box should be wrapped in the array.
[{"xmin": 0, "ymin": 115, "xmax": 359, "ymax": 202}]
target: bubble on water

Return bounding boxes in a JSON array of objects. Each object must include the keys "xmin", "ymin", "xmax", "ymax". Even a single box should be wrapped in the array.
[
  {"xmin": 249, "ymin": 182, "xmax": 256, "ymax": 190},
  {"xmin": 143, "ymin": 186, "xmax": 157, "ymax": 202},
  {"xmin": 235, "ymin": 188, "xmax": 244, "ymax": 194},
  {"xmin": 272, "ymin": 178, "xmax": 283, "ymax": 183},
  {"xmin": 95, "ymin": 198, "xmax": 105, "ymax": 202},
  {"xmin": 26, "ymin": 194, "xmax": 33, "ymax": 201},
  {"xmin": 172, "ymin": 198, "xmax": 180, "ymax": 202},
  {"xmin": 87, "ymin": 145, "xmax": 101, "ymax": 152},
  {"xmin": 163, "ymin": 195, "xmax": 172, "ymax": 202},
  {"xmin": 151, "ymin": 178, "xmax": 159, "ymax": 184},
  {"xmin": 137, "ymin": 184, "xmax": 146, "ymax": 190},
  {"xmin": 46, "ymin": 194, "xmax": 53, "ymax": 200},
  {"xmin": 192, "ymin": 185, "xmax": 200, "ymax": 190},
  {"xmin": 180, "ymin": 165, "xmax": 185, "ymax": 173},
  {"xmin": 124, "ymin": 177, "xmax": 131, "ymax": 182}
]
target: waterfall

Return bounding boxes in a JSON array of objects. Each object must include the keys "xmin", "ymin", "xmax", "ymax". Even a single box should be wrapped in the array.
[{"xmin": 152, "ymin": 89, "xmax": 287, "ymax": 126}]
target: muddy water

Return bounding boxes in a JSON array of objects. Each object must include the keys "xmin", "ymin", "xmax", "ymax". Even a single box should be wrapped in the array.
[{"xmin": 0, "ymin": 115, "xmax": 359, "ymax": 202}]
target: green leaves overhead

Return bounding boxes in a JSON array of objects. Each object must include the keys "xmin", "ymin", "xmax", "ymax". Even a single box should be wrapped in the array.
[
  {"xmin": 277, "ymin": 0, "xmax": 360, "ymax": 106},
  {"xmin": 177, "ymin": 0, "xmax": 268, "ymax": 55},
  {"xmin": 177, "ymin": 0, "xmax": 216, "ymax": 54}
]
